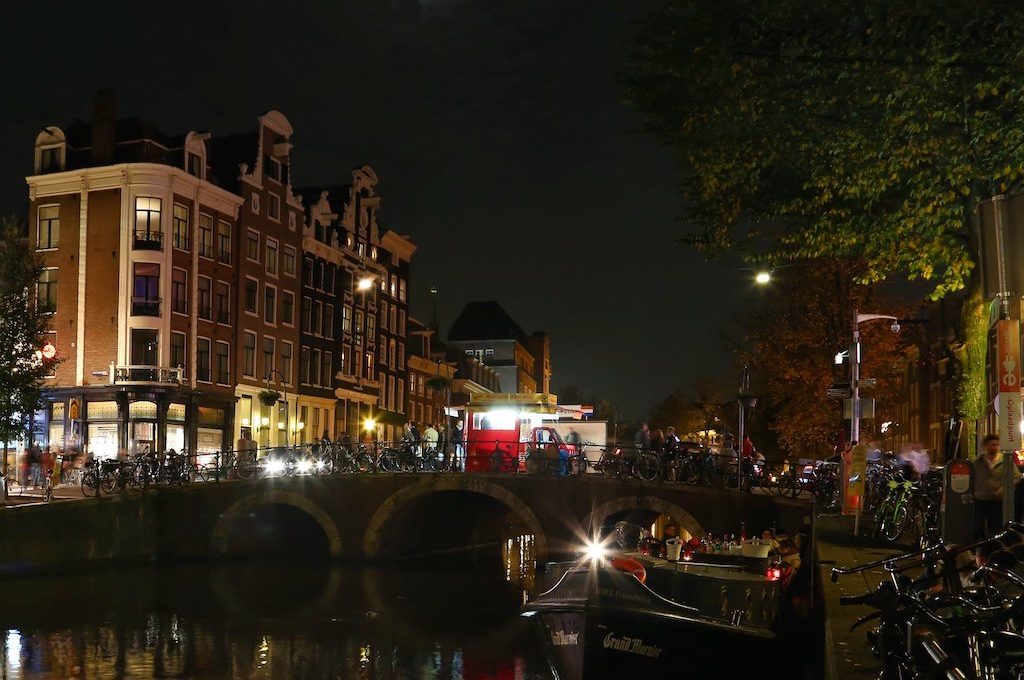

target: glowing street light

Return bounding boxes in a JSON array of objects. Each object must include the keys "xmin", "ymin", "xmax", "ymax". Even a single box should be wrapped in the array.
[
  {"xmin": 363, "ymin": 417, "xmax": 376, "ymax": 432},
  {"xmin": 754, "ymin": 270, "xmax": 772, "ymax": 285},
  {"xmin": 357, "ymin": 276, "xmax": 374, "ymax": 291}
]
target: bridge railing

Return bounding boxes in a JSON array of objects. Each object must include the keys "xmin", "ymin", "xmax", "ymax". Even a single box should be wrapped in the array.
[{"xmin": 58, "ymin": 439, "xmax": 828, "ymax": 501}]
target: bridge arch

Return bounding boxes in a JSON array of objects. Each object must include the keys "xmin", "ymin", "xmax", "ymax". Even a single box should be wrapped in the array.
[
  {"xmin": 587, "ymin": 495, "xmax": 704, "ymax": 540},
  {"xmin": 363, "ymin": 476, "xmax": 549, "ymax": 563},
  {"xmin": 210, "ymin": 489, "xmax": 343, "ymax": 558}
]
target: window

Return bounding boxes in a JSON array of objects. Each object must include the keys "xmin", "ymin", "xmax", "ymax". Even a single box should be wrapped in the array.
[
  {"xmin": 197, "ymin": 276, "xmax": 212, "ymax": 320},
  {"xmin": 268, "ymin": 193, "xmax": 280, "ymax": 221},
  {"xmin": 132, "ymin": 263, "xmax": 160, "ymax": 316},
  {"xmin": 262, "ymin": 336, "xmax": 275, "ymax": 377},
  {"xmin": 313, "ymin": 261, "xmax": 322, "ymax": 289},
  {"xmin": 40, "ymin": 147, "xmax": 61, "ymax": 173},
  {"xmin": 324, "ymin": 303, "xmax": 334, "ymax": 339},
  {"xmin": 313, "ymin": 301, "xmax": 323, "ymax": 336},
  {"xmin": 311, "ymin": 348, "xmax": 321, "ymax": 386},
  {"xmin": 365, "ymin": 352, "xmax": 374, "ymax": 375},
  {"xmin": 343, "ymin": 306, "xmax": 352, "ymax": 333},
  {"xmin": 37, "ymin": 268, "xmax": 58, "ymax": 313},
  {"xmin": 357, "ymin": 241, "xmax": 365, "ymax": 257},
  {"xmin": 134, "ymin": 197, "xmax": 162, "ymax": 240},
  {"xmin": 390, "ymin": 305, "xmax": 397, "ymax": 332},
  {"xmin": 398, "ymin": 309, "xmax": 406, "ymax": 335},
  {"xmin": 354, "ymin": 310, "xmax": 364, "ymax": 343},
  {"xmin": 300, "ymin": 347, "xmax": 311, "ymax": 384},
  {"xmin": 397, "ymin": 378, "xmax": 404, "ymax": 413},
  {"xmin": 199, "ymin": 214, "xmax": 213, "ymax": 258},
  {"xmin": 288, "ymin": 212, "xmax": 296, "ymax": 230},
  {"xmin": 380, "ymin": 302, "xmax": 388, "ymax": 330},
  {"xmin": 340, "ymin": 346, "xmax": 349, "ymax": 376},
  {"xmin": 281, "ymin": 341, "xmax": 293, "ymax": 385},
  {"xmin": 187, "ymin": 152, "xmax": 203, "ymax": 178},
  {"xmin": 171, "ymin": 268, "xmax": 188, "ymax": 314},
  {"xmin": 302, "ymin": 256, "xmax": 314, "ymax": 287},
  {"xmin": 379, "ymin": 335, "xmax": 386, "ymax": 358},
  {"xmin": 399, "ymin": 278, "xmax": 407, "ymax": 302},
  {"xmin": 398, "ymin": 343, "xmax": 405, "ymax": 370},
  {"xmin": 243, "ymin": 331, "xmax": 256, "ymax": 378},
  {"xmin": 246, "ymin": 230, "xmax": 259, "ymax": 261},
  {"xmin": 265, "ymin": 156, "xmax": 282, "ymax": 182},
  {"xmin": 37, "ymin": 205, "xmax": 59, "ymax": 249},
  {"xmin": 264, "ymin": 284, "xmax": 276, "ymax": 324},
  {"xmin": 281, "ymin": 291, "xmax": 294, "ymax": 326},
  {"xmin": 367, "ymin": 315, "xmax": 375, "ymax": 340},
  {"xmin": 244, "ymin": 278, "xmax": 258, "ymax": 314},
  {"xmin": 172, "ymin": 204, "xmax": 189, "ymax": 251},
  {"xmin": 266, "ymin": 239, "xmax": 278, "ymax": 275},
  {"xmin": 215, "ymin": 341, "xmax": 230, "ymax": 384},
  {"xmin": 322, "ymin": 351, "xmax": 333, "ymax": 389},
  {"xmin": 324, "ymin": 265, "xmax": 334, "ymax": 293},
  {"xmin": 390, "ymin": 275, "xmax": 397, "ymax": 298},
  {"xmin": 216, "ymin": 221, "xmax": 232, "ymax": 264},
  {"xmin": 389, "ymin": 339, "xmax": 396, "ymax": 369},
  {"xmin": 283, "ymin": 246, "xmax": 296, "ymax": 276},
  {"xmin": 196, "ymin": 338, "xmax": 211, "ymax": 382},
  {"xmin": 171, "ymin": 332, "xmax": 187, "ymax": 377},
  {"xmin": 215, "ymin": 281, "xmax": 230, "ymax": 324},
  {"xmin": 301, "ymin": 297, "xmax": 311, "ymax": 332},
  {"xmin": 251, "ymin": 193, "xmax": 260, "ymax": 214},
  {"xmin": 130, "ymin": 329, "xmax": 159, "ymax": 366}
]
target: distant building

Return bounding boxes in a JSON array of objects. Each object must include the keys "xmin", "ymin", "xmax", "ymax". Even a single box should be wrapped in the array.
[
  {"xmin": 406, "ymin": 318, "xmax": 455, "ymax": 428},
  {"xmin": 446, "ymin": 301, "xmax": 550, "ymax": 394}
]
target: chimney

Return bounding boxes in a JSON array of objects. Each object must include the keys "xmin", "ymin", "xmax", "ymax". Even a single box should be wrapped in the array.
[{"xmin": 91, "ymin": 88, "xmax": 117, "ymax": 164}]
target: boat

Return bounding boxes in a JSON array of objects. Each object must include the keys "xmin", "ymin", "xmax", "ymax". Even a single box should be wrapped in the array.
[{"xmin": 521, "ymin": 544, "xmax": 784, "ymax": 679}]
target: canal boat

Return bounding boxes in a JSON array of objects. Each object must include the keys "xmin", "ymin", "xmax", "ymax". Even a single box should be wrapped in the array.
[{"xmin": 521, "ymin": 545, "xmax": 783, "ymax": 679}]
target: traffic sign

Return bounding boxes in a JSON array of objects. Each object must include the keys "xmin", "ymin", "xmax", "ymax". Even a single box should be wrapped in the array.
[
  {"xmin": 827, "ymin": 388, "xmax": 852, "ymax": 399},
  {"xmin": 857, "ymin": 378, "xmax": 877, "ymax": 389},
  {"xmin": 843, "ymin": 398, "xmax": 875, "ymax": 419}
]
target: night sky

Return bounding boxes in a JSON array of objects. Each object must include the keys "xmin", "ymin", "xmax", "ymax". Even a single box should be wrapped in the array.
[{"xmin": 0, "ymin": 1, "xmax": 749, "ymax": 418}]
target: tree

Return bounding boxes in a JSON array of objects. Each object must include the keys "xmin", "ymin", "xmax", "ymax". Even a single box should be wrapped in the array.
[
  {"xmin": 740, "ymin": 259, "xmax": 909, "ymax": 458},
  {"xmin": 0, "ymin": 220, "xmax": 57, "ymax": 474},
  {"xmin": 648, "ymin": 376, "xmax": 725, "ymax": 441},
  {"xmin": 627, "ymin": 0, "xmax": 1024, "ymax": 453}
]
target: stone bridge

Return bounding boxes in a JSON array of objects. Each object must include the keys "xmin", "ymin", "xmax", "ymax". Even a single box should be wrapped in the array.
[{"xmin": 0, "ymin": 473, "xmax": 811, "ymax": 576}]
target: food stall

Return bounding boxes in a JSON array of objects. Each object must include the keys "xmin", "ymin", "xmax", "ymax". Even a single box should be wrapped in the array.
[{"xmin": 465, "ymin": 393, "xmax": 568, "ymax": 473}]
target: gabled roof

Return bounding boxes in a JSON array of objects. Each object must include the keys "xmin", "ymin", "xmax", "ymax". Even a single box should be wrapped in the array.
[{"xmin": 448, "ymin": 301, "xmax": 527, "ymax": 342}]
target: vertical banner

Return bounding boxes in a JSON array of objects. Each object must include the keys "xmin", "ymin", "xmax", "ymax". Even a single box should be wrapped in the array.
[
  {"xmin": 996, "ymin": 319, "xmax": 1021, "ymax": 451},
  {"xmin": 843, "ymin": 443, "xmax": 868, "ymax": 516}
]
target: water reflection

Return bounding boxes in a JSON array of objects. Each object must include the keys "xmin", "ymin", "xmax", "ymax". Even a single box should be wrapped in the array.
[{"xmin": 0, "ymin": 558, "xmax": 549, "ymax": 679}]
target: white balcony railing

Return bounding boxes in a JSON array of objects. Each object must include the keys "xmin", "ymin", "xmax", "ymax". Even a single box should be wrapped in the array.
[{"xmin": 110, "ymin": 363, "xmax": 183, "ymax": 385}]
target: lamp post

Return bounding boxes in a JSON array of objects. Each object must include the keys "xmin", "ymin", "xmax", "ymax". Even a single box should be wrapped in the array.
[
  {"xmin": 736, "ymin": 366, "xmax": 757, "ymax": 492},
  {"xmin": 265, "ymin": 368, "xmax": 290, "ymax": 447},
  {"xmin": 850, "ymin": 310, "xmax": 901, "ymax": 446}
]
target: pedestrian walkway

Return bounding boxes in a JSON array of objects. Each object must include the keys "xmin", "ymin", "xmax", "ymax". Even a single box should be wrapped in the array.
[
  {"xmin": 2, "ymin": 484, "xmax": 84, "ymax": 506},
  {"xmin": 816, "ymin": 514, "xmax": 912, "ymax": 680}
]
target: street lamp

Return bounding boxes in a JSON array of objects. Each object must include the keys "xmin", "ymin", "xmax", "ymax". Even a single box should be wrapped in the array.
[
  {"xmin": 850, "ymin": 311, "xmax": 901, "ymax": 446},
  {"xmin": 754, "ymin": 270, "xmax": 772, "ymax": 285},
  {"xmin": 357, "ymin": 276, "xmax": 374, "ymax": 292},
  {"xmin": 736, "ymin": 365, "xmax": 757, "ymax": 492}
]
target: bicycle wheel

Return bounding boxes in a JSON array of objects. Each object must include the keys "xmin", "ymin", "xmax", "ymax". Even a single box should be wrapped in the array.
[
  {"xmin": 81, "ymin": 472, "xmax": 100, "ymax": 498},
  {"xmin": 635, "ymin": 454, "xmax": 660, "ymax": 482},
  {"xmin": 100, "ymin": 470, "xmax": 119, "ymax": 495},
  {"xmin": 676, "ymin": 458, "xmax": 698, "ymax": 484},
  {"xmin": 235, "ymin": 452, "xmax": 256, "ymax": 480},
  {"xmin": 571, "ymin": 453, "xmax": 588, "ymax": 475},
  {"xmin": 314, "ymin": 452, "xmax": 334, "ymax": 475},
  {"xmin": 44, "ymin": 481, "xmax": 53, "ymax": 502},
  {"xmin": 885, "ymin": 503, "xmax": 909, "ymax": 542},
  {"xmin": 702, "ymin": 460, "xmax": 723, "ymax": 488},
  {"xmin": 599, "ymin": 454, "xmax": 619, "ymax": 478}
]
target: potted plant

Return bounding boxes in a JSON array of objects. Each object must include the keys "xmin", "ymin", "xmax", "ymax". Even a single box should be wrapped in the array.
[
  {"xmin": 258, "ymin": 389, "xmax": 281, "ymax": 408},
  {"xmin": 425, "ymin": 375, "xmax": 451, "ymax": 392}
]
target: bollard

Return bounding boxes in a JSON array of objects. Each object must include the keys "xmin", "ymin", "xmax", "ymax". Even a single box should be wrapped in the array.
[{"xmin": 215, "ymin": 450, "xmax": 221, "ymax": 483}]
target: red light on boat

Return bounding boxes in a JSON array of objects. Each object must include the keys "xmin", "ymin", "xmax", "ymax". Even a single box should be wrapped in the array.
[
  {"xmin": 682, "ymin": 550, "xmax": 693, "ymax": 562},
  {"xmin": 766, "ymin": 566, "xmax": 783, "ymax": 582}
]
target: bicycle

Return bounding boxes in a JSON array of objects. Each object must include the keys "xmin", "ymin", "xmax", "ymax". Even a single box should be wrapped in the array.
[
  {"xmin": 1, "ymin": 469, "xmax": 23, "ymax": 498},
  {"xmin": 81, "ymin": 459, "xmax": 102, "ymax": 497},
  {"xmin": 42, "ymin": 467, "xmax": 53, "ymax": 502}
]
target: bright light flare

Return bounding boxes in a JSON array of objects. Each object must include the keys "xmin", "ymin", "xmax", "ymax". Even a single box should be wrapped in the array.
[
  {"xmin": 357, "ymin": 277, "xmax": 374, "ymax": 291},
  {"xmin": 296, "ymin": 459, "xmax": 313, "ymax": 474},
  {"xmin": 754, "ymin": 270, "xmax": 772, "ymax": 285},
  {"xmin": 363, "ymin": 417, "xmax": 376, "ymax": 433},
  {"xmin": 265, "ymin": 459, "xmax": 285, "ymax": 476},
  {"xmin": 583, "ymin": 542, "xmax": 607, "ymax": 561}
]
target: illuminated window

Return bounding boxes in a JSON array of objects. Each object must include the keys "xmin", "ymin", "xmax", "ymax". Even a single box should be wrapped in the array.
[{"xmin": 37, "ymin": 205, "xmax": 59, "ymax": 249}]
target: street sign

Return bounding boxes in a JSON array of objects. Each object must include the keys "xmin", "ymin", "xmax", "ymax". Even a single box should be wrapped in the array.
[
  {"xmin": 857, "ymin": 378, "xmax": 877, "ymax": 389},
  {"xmin": 996, "ymin": 319, "xmax": 1021, "ymax": 451},
  {"xmin": 843, "ymin": 398, "xmax": 874, "ymax": 419},
  {"xmin": 827, "ymin": 388, "xmax": 852, "ymax": 399}
]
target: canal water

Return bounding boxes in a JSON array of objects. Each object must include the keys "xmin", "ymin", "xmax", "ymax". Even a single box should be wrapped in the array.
[{"xmin": 0, "ymin": 538, "xmax": 549, "ymax": 679}]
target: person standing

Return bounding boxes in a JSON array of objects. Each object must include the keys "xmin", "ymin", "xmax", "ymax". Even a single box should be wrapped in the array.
[
  {"xmin": 974, "ymin": 434, "xmax": 1021, "ymax": 538},
  {"xmin": 634, "ymin": 423, "xmax": 651, "ymax": 451},
  {"xmin": 27, "ymin": 442, "xmax": 42, "ymax": 488},
  {"xmin": 663, "ymin": 427, "xmax": 681, "ymax": 481},
  {"xmin": 451, "ymin": 420, "xmax": 465, "ymax": 470},
  {"xmin": 423, "ymin": 422, "xmax": 440, "ymax": 456}
]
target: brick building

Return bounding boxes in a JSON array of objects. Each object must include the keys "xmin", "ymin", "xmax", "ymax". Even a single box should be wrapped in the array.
[
  {"xmin": 209, "ymin": 112, "xmax": 304, "ymax": 450},
  {"xmin": 26, "ymin": 92, "xmax": 241, "ymax": 459},
  {"xmin": 406, "ymin": 317, "xmax": 456, "ymax": 429},
  {"xmin": 300, "ymin": 167, "xmax": 415, "ymax": 442}
]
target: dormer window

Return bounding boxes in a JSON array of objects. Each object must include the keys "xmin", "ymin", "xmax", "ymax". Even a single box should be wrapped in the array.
[
  {"xmin": 34, "ymin": 127, "xmax": 67, "ymax": 175},
  {"xmin": 187, "ymin": 152, "xmax": 202, "ymax": 178}
]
